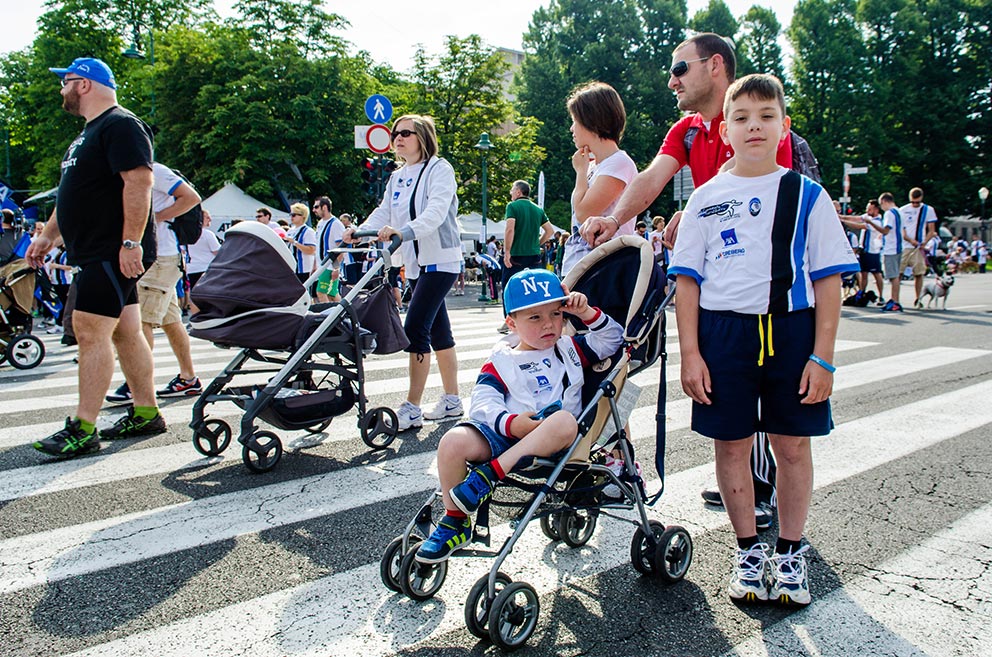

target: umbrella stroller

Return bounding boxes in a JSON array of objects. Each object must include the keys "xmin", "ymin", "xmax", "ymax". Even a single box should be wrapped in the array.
[
  {"xmin": 381, "ymin": 237, "xmax": 691, "ymax": 650},
  {"xmin": 0, "ymin": 259, "xmax": 46, "ymax": 369},
  {"xmin": 188, "ymin": 222, "xmax": 405, "ymax": 473}
]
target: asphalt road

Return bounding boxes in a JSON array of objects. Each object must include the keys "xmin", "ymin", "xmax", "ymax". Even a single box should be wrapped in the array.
[{"xmin": 1, "ymin": 273, "xmax": 990, "ymax": 657}]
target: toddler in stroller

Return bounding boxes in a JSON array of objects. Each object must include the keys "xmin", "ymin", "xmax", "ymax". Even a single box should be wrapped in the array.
[
  {"xmin": 188, "ymin": 222, "xmax": 406, "ymax": 473},
  {"xmin": 0, "ymin": 259, "xmax": 46, "ymax": 369},
  {"xmin": 380, "ymin": 237, "xmax": 693, "ymax": 650}
]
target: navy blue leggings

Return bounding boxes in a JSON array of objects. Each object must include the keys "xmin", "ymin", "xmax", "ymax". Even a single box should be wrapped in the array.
[{"xmin": 404, "ymin": 271, "xmax": 457, "ymax": 353}]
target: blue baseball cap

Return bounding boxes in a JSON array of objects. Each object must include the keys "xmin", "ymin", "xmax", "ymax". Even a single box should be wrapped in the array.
[
  {"xmin": 503, "ymin": 269, "xmax": 567, "ymax": 314},
  {"xmin": 49, "ymin": 57, "xmax": 117, "ymax": 90}
]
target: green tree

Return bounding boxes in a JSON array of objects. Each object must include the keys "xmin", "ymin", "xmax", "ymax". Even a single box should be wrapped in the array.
[
  {"xmin": 409, "ymin": 35, "xmax": 545, "ymax": 220},
  {"xmin": 688, "ymin": 0, "xmax": 739, "ymax": 39},
  {"xmin": 737, "ymin": 6, "xmax": 786, "ymax": 82},
  {"xmin": 515, "ymin": 0, "xmax": 687, "ymax": 223}
]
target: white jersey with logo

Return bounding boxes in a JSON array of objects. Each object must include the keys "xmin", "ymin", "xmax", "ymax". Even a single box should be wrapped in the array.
[
  {"xmin": 151, "ymin": 162, "xmax": 183, "ymax": 257},
  {"xmin": 315, "ymin": 215, "xmax": 344, "ymax": 263},
  {"xmin": 669, "ymin": 167, "xmax": 858, "ymax": 315},
  {"xmin": 859, "ymin": 213, "xmax": 884, "ymax": 254},
  {"xmin": 899, "ymin": 202, "xmax": 937, "ymax": 248},
  {"xmin": 288, "ymin": 224, "xmax": 317, "ymax": 274},
  {"xmin": 880, "ymin": 208, "xmax": 902, "ymax": 256}
]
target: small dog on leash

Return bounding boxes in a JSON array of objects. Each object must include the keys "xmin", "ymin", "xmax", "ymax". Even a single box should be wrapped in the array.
[{"xmin": 917, "ymin": 274, "xmax": 955, "ymax": 310}]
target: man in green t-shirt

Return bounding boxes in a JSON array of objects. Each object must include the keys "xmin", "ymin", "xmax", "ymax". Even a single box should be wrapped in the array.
[{"xmin": 502, "ymin": 180, "xmax": 555, "ymax": 284}]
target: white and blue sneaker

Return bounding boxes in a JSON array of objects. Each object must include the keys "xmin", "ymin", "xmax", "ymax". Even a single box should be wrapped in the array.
[
  {"xmin": 768, "ymin": 545, "xmax": 811, "ymax": 606},
  {"xmin": 423, "ymin": 394, "xmax": 464, "ymax": 421},
  {"xmin": 396, "ymin": 401, "xmax": 423, "ymax": 431},
  {"xmin": 728, "ymin": 543, "xmax": 771, "ymax": 603}
]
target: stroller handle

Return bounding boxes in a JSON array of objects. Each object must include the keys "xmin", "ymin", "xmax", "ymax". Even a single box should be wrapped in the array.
[{"xmin": 351, "ymin": 230, "xmax": 402, "ymax": 254}]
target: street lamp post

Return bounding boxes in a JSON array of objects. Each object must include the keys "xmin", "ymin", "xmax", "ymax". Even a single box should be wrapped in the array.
[
  {"xmin": 122, "ymin": 21, "xmax": 155, "ymax": 121},
  {"xmin": 980, "ymin": 186, "xmax": 989, "ymax": 246},
  {"xmin": 476, "ymin": 132, "xmax": 492, "ymax": 302}
]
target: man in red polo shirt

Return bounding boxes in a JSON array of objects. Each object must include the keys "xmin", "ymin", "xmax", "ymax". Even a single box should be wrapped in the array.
[{"xmin": 582, "ymin": 33, "xmax": 823, "ymax": 529}]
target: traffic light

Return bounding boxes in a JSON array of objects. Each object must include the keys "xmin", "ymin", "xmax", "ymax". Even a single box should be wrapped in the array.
[
  {"xmin": 360, "ymin": 157, "xmax": 376, "ymax": 197},
  {"xmin": 359, "ymin": 157, "xmax": 398, "ymax": 200}
]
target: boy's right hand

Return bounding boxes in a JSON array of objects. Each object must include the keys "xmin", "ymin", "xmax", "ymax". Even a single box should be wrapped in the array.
[
  {"xmin": 510, "ymin": 414, "xmax": 541, "ymax": 439},
  {"xmin": 680, "ymin": 352, "xmax": 712, "ymax": 405}
]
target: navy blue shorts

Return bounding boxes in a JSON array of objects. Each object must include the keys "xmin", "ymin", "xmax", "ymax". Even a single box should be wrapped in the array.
[
  {"xmin": 692, "ymin": 308, "xmax": 832, "ymax": 441},
  {"xmin": 859, "ymin": 251, "xmax": 881, "ymax": 273},
  {"xmin": 404, "ymin": 271, "xmax": 457, "ymax": 353}
]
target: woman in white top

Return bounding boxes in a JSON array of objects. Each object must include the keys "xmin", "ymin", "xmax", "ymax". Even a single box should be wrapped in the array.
[
  {"xmin": 344, "ymin": 114, "xmax": 463, "ymax": 430},
  {"xmin": 561, "ymin": 82, "xmax": 639, "ymax": 276}
]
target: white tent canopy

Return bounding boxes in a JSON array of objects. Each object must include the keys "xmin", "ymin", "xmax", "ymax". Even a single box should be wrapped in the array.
[
  {"xmin": 458, "ymin": 212, "xmax": 505, "ymax": 242},
  {"xmin": 201, "ymin": 183, "xmax": 289, "ymax": 230}
]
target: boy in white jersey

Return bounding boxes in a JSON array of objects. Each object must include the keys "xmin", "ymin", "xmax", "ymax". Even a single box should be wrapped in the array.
[
  {"xmin": 415, "ymin": 269, "xmax": 623, "ymax": 563},
  {"xmin": 669, "ymin": 74, "xmax": 857, "ymax": 606}
]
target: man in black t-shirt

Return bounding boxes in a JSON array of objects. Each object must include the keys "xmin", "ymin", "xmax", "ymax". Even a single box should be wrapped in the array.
[{"xmin": 26, "ymin": 57, "xmax": 166, "ymax": 459}]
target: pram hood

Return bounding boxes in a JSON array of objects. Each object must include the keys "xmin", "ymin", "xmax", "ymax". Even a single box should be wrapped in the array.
[
  {"xmin": 190, "ymin": 221, "xmax": 309, "ymax": 349},
  {"xmin": 0, "ymin": 259, "xmax": 37, "ymax": 315},
  {"xmin": 562, "ymin": 236, "xmax": 666, "ymax": 349}
]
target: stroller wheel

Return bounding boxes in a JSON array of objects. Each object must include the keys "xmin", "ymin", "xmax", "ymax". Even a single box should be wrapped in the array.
[
  {"xmin": 654, "ymin": 525, "xmax": 693, "ymax": 583},
  {"xmin": 555, "ymin": 509, "xmax": 599, "ymax": 548},
  {"xmin": 398, "ymin": 545, "xmax": 447, "ymax": 601},
  {"xmin": 360, "ymin": 407, "xmax": 398, "ymax": 449},
  {"xmin": 192, "ymin": 419, "xmax": 232, "ymax": 456},
  {"xmin": 487, "ymin": 581, "xmax": 540, "ymax": 650},
  {"xmin": 465, "ymin": 571, "xmax": 512, "ymax": 639},
  {"xmin": 304, "ymin": 420, "xmax": 332, "ymax": 434},
  {"xmin": 242, "ymin": 430, "xmax": 283, "ymax": 473},
  {"xmin": 539, "ymin": 514, "xmax": 561, "ymax": 542},
  {"xmin": 6, "ymin": 333, "xmax": 45, "ymax": 370},
  {"xmin": 630, "ymin": 519, "xmax": 666, "ymax": 576},
  {"xmin": 380, "ymin": 536, "xmax": 419, "ymax": 593}
]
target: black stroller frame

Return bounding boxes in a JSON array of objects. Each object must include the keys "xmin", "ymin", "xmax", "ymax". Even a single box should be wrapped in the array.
[
  {"xmin": 188, "ymin": 228, "xmax": 402, "ymax": 473},
  {"xmin": 379, "ymin": 237, "xmax": 693, "ymax": 651},
  {"xmin": 0, "ymin": 260, "xmax": 46, "ymax": 370}
]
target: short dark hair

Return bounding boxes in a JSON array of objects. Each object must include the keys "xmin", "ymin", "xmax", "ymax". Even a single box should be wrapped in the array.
[
  {"xmin": 867, "ymin": 199, "xmax": 881, "ymax": 210},
  {"xmin": 879, "ymin": 192, "xmax": 895, "ymax": 204},
  {"xmin": 724, "ymin": 73, "xmax": 786, "ymax": 118},
  {"xmin": 315, "ymin": 196, "xmax": 332, "ymax": 211},
  {"xmin": 257, "ymin": 207, "xmax": 271, "ymax": 218},
  {"xmin": 513, "ymin": 180, "xmax": 531, "ymax": 197},
  {"xmin": 909, "ymin": 187, "xmax": 924, "ymax": 201},
  {"xmin": 1, "ymin": 208, "xmax": 13, "ymax": 224},
  {"xmin": 678, "ymin": 33, "xmax": 737, "ymax": 81},
  {"xmin": 567, "ymin": 81, "xmax": 626, "ymax": 143}
]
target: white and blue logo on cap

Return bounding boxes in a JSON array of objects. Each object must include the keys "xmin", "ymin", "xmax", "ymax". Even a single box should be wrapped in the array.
[
  {"xmin": 503, "ymin": 269, "xmax": 566, "ymax": 314},
  {"xmin": 49, "ymin": 57, "xmax": 117, "ymax": 90}
]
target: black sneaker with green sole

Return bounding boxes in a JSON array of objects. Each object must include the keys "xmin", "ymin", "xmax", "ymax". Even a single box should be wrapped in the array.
[
  {"xmin": 33, "ymin": 417, "xmax": 101, "ymax": 457},
  {"xmin": 101, "ymin": 409, "xmax": 168, "ymax": 440}
]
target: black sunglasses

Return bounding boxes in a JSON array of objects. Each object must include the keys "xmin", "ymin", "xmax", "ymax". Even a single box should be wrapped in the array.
[
  {"xmin": 60, "ymin": 77, "xmax": 85, "ymax": 87},
  {"xmin": 391, "ymin": 129, "xmax": 416, "ymax": 140},
  {"xmin": 669, "ymin": 56, "xmax": 711, "ymax": 78}
]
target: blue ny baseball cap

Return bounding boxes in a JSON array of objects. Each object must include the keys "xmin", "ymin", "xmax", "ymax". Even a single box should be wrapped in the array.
[
  {"xmin": 49, "ymin": 57, "xmax": 117, "ymax": 90},
  {"xmin": 503, "ymin": 269, "xmax": 567, "ymax": 314}
]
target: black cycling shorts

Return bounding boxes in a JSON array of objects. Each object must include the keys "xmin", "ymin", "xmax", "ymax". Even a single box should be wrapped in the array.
[{"xmin": 74, "ymin": 260, "xmax": 143, "ymax": 319}]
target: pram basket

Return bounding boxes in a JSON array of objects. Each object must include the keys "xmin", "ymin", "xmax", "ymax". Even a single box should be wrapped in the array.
[{"xmin": 187, "ymin": 223, "xmax": 404, "ymax": 473}]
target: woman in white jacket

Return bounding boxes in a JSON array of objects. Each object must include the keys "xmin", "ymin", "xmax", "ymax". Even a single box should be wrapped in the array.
[{"xmin": 345, "ymin": 114, "xmax": 463, "ymax": 430}]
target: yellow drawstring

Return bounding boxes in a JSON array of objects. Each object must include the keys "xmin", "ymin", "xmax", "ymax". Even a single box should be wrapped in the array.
[{"xmin": 757, "ymin": 314, "xmax": 775, "ymax": 366}]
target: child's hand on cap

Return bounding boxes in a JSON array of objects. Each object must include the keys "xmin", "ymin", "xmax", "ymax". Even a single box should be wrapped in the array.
[{"xmin": 561, "ymin": 285, "xmax": 596, "ymax": 322}]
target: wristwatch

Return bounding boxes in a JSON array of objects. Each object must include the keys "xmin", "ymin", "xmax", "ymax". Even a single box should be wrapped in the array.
[{"xmin": 122, "ymin": 239, "xmax": 140, "ymax": 250}]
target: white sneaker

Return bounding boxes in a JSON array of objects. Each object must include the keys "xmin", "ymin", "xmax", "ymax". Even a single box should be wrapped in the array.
[
  {"xmin": 728, "ymin": 543, "xmax": 771, "ymax": 602},
  {"xmin": 423, "ymin": 394, "xmax": 464, "ymax": 421},
  {"xmin": 768, "ymin": 545, "xmax": 811, "ymax": 606},
  {"xmin": 603, "ymin": 456, "xmax": 641, "ymax": 499},
  {"xmin": 396, "ymin": 401, "xmax": 423, "ymax": 430}
]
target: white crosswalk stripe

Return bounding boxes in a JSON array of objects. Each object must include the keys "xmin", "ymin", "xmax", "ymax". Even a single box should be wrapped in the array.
[{"xmin": 1, "ymin": 303, "xmax": 990, "ymax": 657}]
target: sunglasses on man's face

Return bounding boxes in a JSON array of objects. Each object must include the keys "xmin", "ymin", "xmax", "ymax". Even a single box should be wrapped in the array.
[
  {"xmin": 60, "ymin": 77, "xmax": 84, "ymax": 88},
  {"xmin": 391, "ymin": 129, "xmax": 416, "ymax": 140},
  {"xmin": 669, "ymin": 56, "xmax": 711, "ymax": 78}
]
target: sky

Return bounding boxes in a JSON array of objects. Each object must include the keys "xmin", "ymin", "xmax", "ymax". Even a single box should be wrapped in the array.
[{"xmin": 1, "ymin": 0, "xmax": 797, "ymax": 74}]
